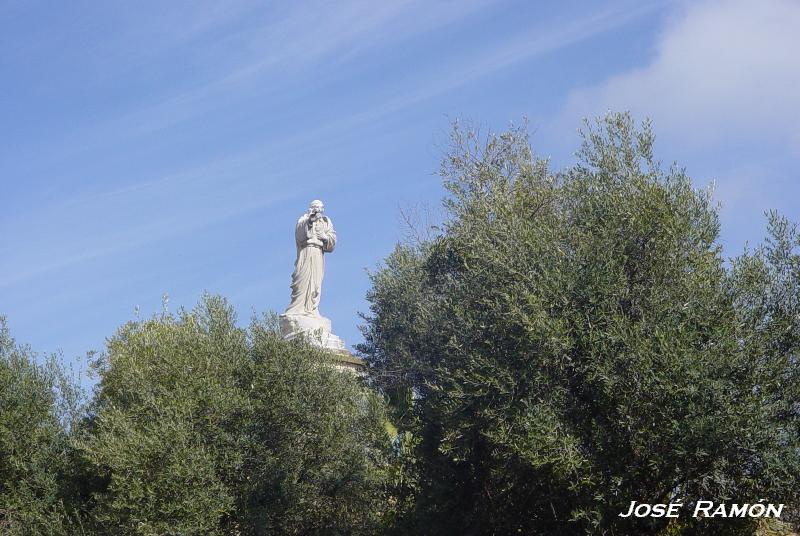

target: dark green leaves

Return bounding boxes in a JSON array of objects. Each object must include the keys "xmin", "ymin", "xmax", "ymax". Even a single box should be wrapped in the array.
[{"xmin": 361, "ymin": 113, "xmax": 799, "ymax": 535}]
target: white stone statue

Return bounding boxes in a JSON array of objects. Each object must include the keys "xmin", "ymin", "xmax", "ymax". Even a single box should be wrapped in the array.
[{"xmin": 279, "ymin": 200, "xmax": 345, "ymax": 351}]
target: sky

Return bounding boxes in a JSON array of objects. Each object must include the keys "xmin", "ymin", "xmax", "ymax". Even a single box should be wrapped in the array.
[{"xmin": 2, "ymin": 0, "xmax": 799, "ymax": 386}]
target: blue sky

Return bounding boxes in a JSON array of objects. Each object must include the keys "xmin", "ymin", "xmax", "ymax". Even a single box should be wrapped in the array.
[{"xmin": 2, "ymin": 0, "xmax": 798, "ymax": 385}]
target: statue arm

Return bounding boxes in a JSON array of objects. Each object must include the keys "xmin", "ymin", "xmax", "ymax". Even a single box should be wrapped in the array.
[
  {"xmin": 322, "ymin": 218, "xmax": 336, "ymax": 252},
  {"xmin": 295, "ymin": 215, "xmax": 309, "ymax": 252}
]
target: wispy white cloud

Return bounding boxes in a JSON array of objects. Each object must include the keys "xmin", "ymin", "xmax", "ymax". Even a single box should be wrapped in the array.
[
  {"xmin": 553, "ymin": 0, "xmax": 800, "ymax": 152},
  {"xmin": 370, "ymin": 1, "xmax": 660, "ymax": 113},
  {"xmin": 0, "ymin": 141, "xmax": 309, "ymax": 289},
  {"xmin": 1, "ymin": 0, "xmax": 658, "ymax": 288},
  {"xmin": 6, "ymin": 0, "xmax": 495, "ymax": 165},
  {"xmin": 217, "ymin": 0, "xmax": 494, "ymax": 84},
  {"xmin": 139, "ymin": 0, "xmax": 658, "ymax": 138},
  {"xmin": 216, "ymin": 0, "xmax": 661, "ymax": 155}
]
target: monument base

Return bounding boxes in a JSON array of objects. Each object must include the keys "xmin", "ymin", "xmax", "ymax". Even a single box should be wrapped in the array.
[
  {"xmin": 329, "ymin": 350, "xmax": 367, "ymax": 374},
  {"xmin": 279, "ymin": 313, "xmax": 346, "ymax": 352},
  {"xmin": 279, "ymin": 313, "xmax": 366, "ymax": 374}
]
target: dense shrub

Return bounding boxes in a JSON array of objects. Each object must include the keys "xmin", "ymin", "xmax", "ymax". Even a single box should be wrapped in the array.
[
  {"xmin": 360, "ymin": 114, "xmax": 800, "ymax": 535},
  {"xmin": 0, "ymin": 317, "xmax": 81, "ymax": 535},
  {"xmin": 76, "ymin": 296, "xmax": 391, "ymax": 535}
]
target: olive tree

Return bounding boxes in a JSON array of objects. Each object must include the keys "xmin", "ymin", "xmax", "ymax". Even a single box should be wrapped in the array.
[
  {"xmin": 360, "ymin": 113, "xmax": 800, "ymax": 535},
  {"xmin": 0, "ymin": 317, "xmax": 82, "ymax": 535},
  {"xmin": 78, "ymin": 295, "xmax": 392, "ymax": 535}
]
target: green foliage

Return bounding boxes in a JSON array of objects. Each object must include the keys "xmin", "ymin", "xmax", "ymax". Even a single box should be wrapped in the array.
[
  {"xmin": 242, "ymin": 318, "xmax": 390, "ymax": 534},
  {"xmin": 0, "ymin": 317, "xmax": 81, "ymax": 535},
  {"xmin": 360, "ymin": 113, "xmax": 800, "ymax": 535},
  {"xmin": 77, "ymin": 297, "xmax": 247, "ymax": 535},
  {"xmin": 2, "ymin": 113, "xmax": 798, "ymax": 536},
  {"xmin": 77, "ymin": 295, "xmax": 392, "ymax": 535}
]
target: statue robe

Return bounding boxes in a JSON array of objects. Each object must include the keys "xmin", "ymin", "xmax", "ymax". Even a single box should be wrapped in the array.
[{"xmin": 284, "ymin": 213, "xmax": 336, "ymax": 316}]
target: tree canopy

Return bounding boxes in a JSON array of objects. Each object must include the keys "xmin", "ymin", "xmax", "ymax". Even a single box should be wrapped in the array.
[
  {"xmin": 77, "ymin": 296, "xmax": 392, "ymax": 535},
  {"xmin": 0, "ymin": 317, "xmax": 81, "ymax": 535},
  {"xmin": 359, "ymin": 113, "xmax": 800, "ymax": 535},
  {"xmin": 1, "ymin": 113, "xmax": 798, "ymax": 535}
]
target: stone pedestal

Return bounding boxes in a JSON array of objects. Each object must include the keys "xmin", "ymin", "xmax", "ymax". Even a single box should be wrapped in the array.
[
  {"xmin": 329, "ymin": 351, "xmax": 367, "ymax": 374},
  {"xmin": 278, "ymin": 313, "xmax": 366, "ymax": 374},
  {"xmin": 279, "ymin": 313, "xmax": 346, "ymax": 352}
]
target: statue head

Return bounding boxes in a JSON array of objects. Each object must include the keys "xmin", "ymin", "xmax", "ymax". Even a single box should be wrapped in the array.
[{"xmin": 309, "ymin": 200, "xmax": 324, "ymax": 215}]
